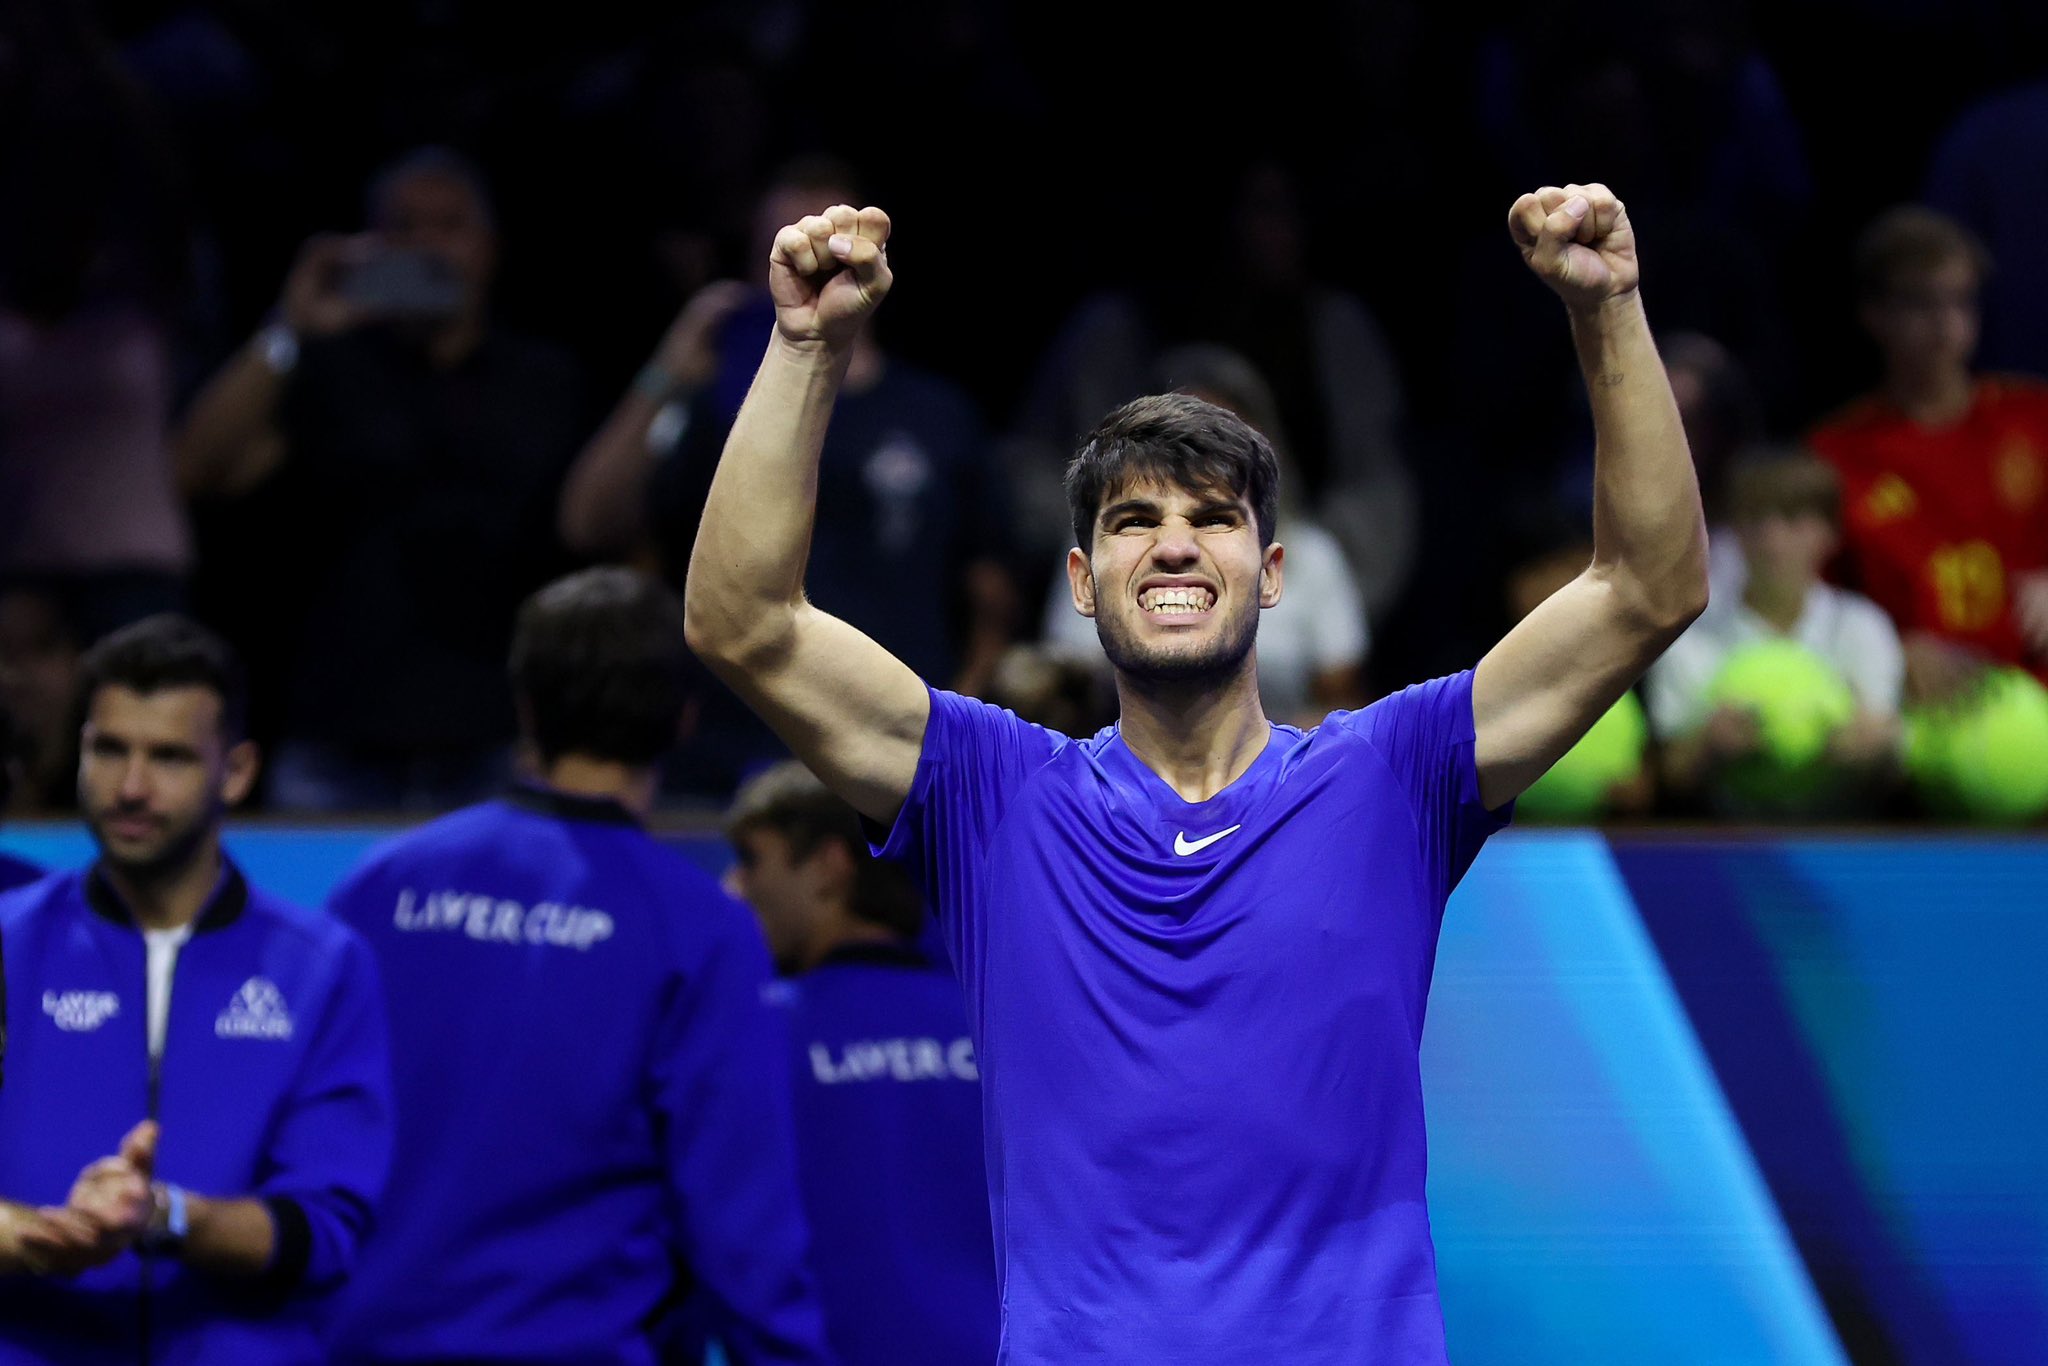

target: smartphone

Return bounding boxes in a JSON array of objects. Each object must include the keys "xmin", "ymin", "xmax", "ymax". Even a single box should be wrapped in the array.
[{"xmin": 339, "ymin": 247, "xmax": 465, "ymax": 320}]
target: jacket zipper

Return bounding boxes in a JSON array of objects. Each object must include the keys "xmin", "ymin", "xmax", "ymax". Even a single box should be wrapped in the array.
[{"xmin": 137, "ymin": 936, "xmax": 182, "ymax": 1366}]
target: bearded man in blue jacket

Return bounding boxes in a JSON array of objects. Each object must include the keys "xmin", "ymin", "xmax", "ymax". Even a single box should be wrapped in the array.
[{"xmin": 0, "ymin": 615, "xmax": 394, "ymax": 1364}]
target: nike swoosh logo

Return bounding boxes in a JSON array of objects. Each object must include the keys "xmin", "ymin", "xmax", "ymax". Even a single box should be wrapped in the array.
[{"xmin": 1174, "ymin": 824, "xmax": 1243, "ymax": 857}]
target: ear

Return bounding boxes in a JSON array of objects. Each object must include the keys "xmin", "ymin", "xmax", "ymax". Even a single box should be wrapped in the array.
[
  {"xmin": 806, "ymin": 838, "xmax": 858, "ymax": 903},
  {"xmin": 221, "ymin": 740, "xmax": 261, "ymax": 809},
  {"xmin": 1066, "ymin": 546, "xmax": 1098, "ymax": 619},
  {"xmin": 1259, "ymin": 541, "xmax": 1286, "ymax": 610}
]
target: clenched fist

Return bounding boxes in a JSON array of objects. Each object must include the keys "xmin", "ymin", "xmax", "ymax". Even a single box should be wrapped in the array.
[
  {"xmin": 1508, "ymin": 183, "xmax": 1638, "ymax": 311},
  {"xmin": 768, "ymin": 204, "xmax": 892, "ymax": 350}
]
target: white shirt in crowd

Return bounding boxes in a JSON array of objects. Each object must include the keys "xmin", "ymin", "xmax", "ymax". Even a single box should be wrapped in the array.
[{"xmin": 1646, "ymin": 581, "xmax": 1905, "ymax": 739}]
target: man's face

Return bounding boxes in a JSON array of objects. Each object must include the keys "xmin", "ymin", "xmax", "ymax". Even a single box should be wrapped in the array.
[
  {"xmin": 78, "ymin": 686, "xmax": 255, "ymax": 880},
  {"xmin": 726, "ymin": 825, "xmax": 818, "ymax": 972},
  {"xmin": 1737, "ymin": 509, "xmax": 1836, "ymax": 593},
  {"xmin": 377, "ymin": 171, "xmax": 498, "ymax": 306},
  {"xmin": 1863, "ymin": 258, "xmax": 1980, "ymax": 378},
  {"xmin": 1067, "ymin": 478, "xmax": 1282, "ymax": 687}
]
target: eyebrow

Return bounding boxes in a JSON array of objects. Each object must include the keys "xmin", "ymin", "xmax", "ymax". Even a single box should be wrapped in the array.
[{"xmin": 1098, "ymin": 498, "xmax": 1163, "ymax": 525}]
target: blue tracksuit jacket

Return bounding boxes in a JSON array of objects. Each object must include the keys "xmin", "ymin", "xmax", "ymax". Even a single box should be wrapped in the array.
[
  {"xmin": 324, "ymin": 785, "xmax": 832, "ymax": 1365},
  {"xmin": 0, "ymin": 860, "xmax": 393, "ymax": 1364}
]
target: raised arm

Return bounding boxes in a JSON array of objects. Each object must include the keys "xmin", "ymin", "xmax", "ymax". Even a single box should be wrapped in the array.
[
  {"xmin": 174, "ymin": 234, "xmax": 374, "ymax": 498},
  {"xmin": 558, "ymin": 281, "xmax": 754, "ymax": 558},
  {"xmin": 683, "ymin": 205, "xmax": 929, "ymax": 826},
  {"xmin": 1472, "ymin": 184, "xmax": 1711, "ymax": 810}
]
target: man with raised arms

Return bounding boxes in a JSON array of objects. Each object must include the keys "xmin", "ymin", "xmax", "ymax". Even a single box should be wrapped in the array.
[{"xmin": 685, "ymin": 185, "xmax": 1708, "ymax": 1361}]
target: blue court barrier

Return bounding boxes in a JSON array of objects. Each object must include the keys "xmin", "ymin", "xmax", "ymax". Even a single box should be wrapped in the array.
[{"xmin": 4, "ymin": 823, "xmax": 2040, "ymax": 1364}]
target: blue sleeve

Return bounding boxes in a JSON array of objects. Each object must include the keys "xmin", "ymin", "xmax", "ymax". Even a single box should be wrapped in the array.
[
  {"xmin": 1328, "ymin": 670, "xmax": 1511, "ymax": 908},
  {"xmin": 256, "ymin": 928, "xmax": 393, "ymax": 1294},
  {"xmin": 871, "ymin": 687, "xmax": 1064, "ymax": 975},
  {"xmin": 653, "ymin": 908, "xmax": 832, "ymax": 1366}
]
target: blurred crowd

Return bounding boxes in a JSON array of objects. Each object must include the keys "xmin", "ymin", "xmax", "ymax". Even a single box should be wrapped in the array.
[{"xmin": 3, "ymin": 0, "xmax": 2048, "ymax": 825}]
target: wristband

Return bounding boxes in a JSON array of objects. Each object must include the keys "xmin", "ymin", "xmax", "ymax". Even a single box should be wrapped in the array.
[
  {"xmin": 258, "ymin": 322, "xmax": 300, "ymax": 376},
  {"xmin": 631, "ymin": 361, "xmax": 682, "ymax": 404},
  {"xmin": 142, "ymin": 1181, "xmax": 189, "ymax": 1254}
]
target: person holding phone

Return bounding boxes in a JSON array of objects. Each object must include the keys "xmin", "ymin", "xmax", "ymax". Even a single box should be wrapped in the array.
[{"xmin": 173, "ymin": 147, "xmax": 583, "ymax": 812}]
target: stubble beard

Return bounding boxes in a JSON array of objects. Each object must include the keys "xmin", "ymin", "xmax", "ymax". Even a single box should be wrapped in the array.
[
  {"xmin": 88, "ymin": 801, "xmax": 217, "ymax": 887},
  {"xmin": 1096, "ymin": 598, "xmax": 1259, "ymax": 690}
]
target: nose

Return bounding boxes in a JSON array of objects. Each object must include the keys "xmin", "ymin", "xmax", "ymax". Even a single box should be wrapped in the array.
[
  {"xmin": 1150, "ymin": 519, "xmax": 1200, "ymax": 568},
  {"xmin": 117, "ymin": 756, "xmax": 151, "ymax": 805}
]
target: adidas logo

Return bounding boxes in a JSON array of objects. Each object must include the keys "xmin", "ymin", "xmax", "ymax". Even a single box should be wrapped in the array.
[{"xmin": 215, "ymin": 977, "xmax": 294, "ymax": 1042}]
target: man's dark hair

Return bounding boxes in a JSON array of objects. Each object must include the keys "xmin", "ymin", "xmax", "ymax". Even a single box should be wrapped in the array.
[
  {"xmin": 76, "ymin": 615, "xmax": 248, "ymax": 742},
  {"xmin": 1725, "ymin": 447, "xmax": 1843, "ymax": 529},
  {"xmin": 1065, "ymin": 392, "xmax": 1281, "ymax": 552},
  {"xmin": 727, "ymin": 762, "xmax": 923, "ymax": 939},
  {"xmin": 1854, "ymin": 204, "xmax": 1990, "ymax": 304},
  {"xmin": 367, "ymin": 144, "xmax": 498, "ymax": 231},
  {"xmin": 509, "ymin": 568, "xmax": 689, "ymax": 766}
]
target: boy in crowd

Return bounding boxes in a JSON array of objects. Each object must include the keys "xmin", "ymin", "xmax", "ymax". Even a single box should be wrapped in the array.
[{"xmin": 727, "ymin": 762, "xmax": 997, "ymax": 1366}]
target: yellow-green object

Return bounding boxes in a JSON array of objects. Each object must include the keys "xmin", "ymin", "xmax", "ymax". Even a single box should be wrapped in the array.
[
  {"xmin": 1518, "ymin": 691, "xmax": 1648, "ymax": 821},
  {"xmin": 1904, "ymin": 667, "xmax": 2048, "ymax": 824},
  {"xmin": 1706, "ymin": 639, "xmax": 1857, "ymax": 804}
]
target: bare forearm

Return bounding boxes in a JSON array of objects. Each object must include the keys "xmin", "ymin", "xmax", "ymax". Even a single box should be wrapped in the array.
[
  {"xmin": 174, "ymin": 340, "xmax": 289, "ymax": 498},
  {"xmin": 0, "ymin": 1200, "xmax": 37, "ymax": 1273},
  {"xmin": 1572, "ymin": 293, "xmax": 1709, "ymax": 625},
  {"xmin": 559, "ymin": 387, "xmax": 669, "ymax": 555},
  {"xmin": 684, "ymin": 336, "xmax": 852, "ymax": 657},
  {"xmin": 179, "ymin": 1193, "xmax": 275, "ymax": 1277}
]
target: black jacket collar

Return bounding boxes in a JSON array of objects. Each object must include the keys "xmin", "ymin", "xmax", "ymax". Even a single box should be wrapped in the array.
[
  {"xmin": 84, "ymin": 858, "xmax": 250, "ymax": 936},
  {"xmin": 506, "ymin": 781, "xmax": 643, "ymax": 829}
]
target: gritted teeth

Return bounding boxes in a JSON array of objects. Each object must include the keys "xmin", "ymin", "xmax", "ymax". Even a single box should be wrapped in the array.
[{"xmin": 1139, "ymin": 586, "xmax": 1216, "ymax": 613}]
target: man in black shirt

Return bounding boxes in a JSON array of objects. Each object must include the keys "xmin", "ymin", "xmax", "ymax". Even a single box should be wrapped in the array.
[{"xmin": 175, "ymin": 147, "xmax": 581, "ymax": 810}]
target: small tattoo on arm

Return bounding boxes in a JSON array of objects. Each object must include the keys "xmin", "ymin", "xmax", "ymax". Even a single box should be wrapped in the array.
[{"xmin": 1596, "ymin": 371, "xmax": 1625, "ymax": 388}]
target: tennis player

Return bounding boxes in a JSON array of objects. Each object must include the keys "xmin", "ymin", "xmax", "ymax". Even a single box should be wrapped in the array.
[{"xmin": 685, "ymin": 183, "xmax": 1708, "ymax": 1361}]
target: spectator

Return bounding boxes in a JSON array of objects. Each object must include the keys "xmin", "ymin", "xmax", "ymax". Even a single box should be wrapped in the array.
[
  {"xmin": 174, "ymin": 146, "xmax": 583, "ymax": 811},
  {"xmin": 559, "ymin": 155, "xmax": 1018, "ymax": 797},
  {"xmin": 0, "ymin": 615, "xmax": 392, "ymax": 1360},
  {"xmin": 1658, "ymin": 331, "xmax": 1767, "ymax": 602},
  {"xmin": 0, "ymin": 0, "xmax": 196, "ymax": 763},
  {"xmin": 1039, "ymin": 344, "xmax": 1371, "ymax": 728},
  {"xmin": 1005, "ymin": 160, "xmax": 1419, "ymax": 622},
  {"xmin": 726, "ymin": 760, "xmax": 997, "ymax": 1366},
  {"xmin": 1808, "ymin": 205, "xmax": 2048, "ymax": 704},
  {"xmin": 325, "ymin": 568, "xmax": 830, "ymax": 1365},
  {"xmin": 1648, "ymin": 453, "xmax": 1904, "ymax": 816},
  {"xmin": 1925, "ymin": 78, "xmax": 2048, "ymax": 380}
]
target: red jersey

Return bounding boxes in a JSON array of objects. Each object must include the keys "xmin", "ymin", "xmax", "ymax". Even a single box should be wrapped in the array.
[{"xmin": 1809, "ymin": 377, "xmax": 2048, "ymax": 679}]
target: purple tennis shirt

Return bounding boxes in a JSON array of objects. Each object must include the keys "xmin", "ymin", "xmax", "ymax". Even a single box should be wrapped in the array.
[{"xmin": 875, "ymin": 669, "xmax": 1509, "ymax": 1363}]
